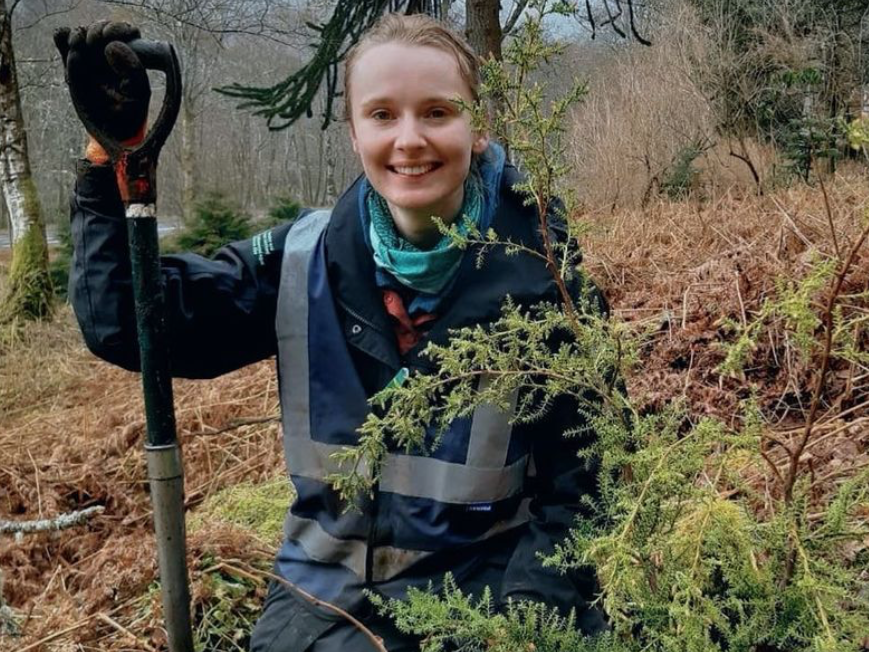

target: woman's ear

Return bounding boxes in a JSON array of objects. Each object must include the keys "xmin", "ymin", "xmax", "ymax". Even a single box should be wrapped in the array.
[
  {"xmin": 349, "ymin": 124, "xmax": 359, "ymax": 154},
  {"xmin": 472, "ymin": 132, "xmax": 490, "ymax": 155}
]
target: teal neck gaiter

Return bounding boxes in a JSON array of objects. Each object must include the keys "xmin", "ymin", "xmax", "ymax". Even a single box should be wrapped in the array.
[{"xmin": 367, "ymin": 174, "xmax": 483, "ymax": 295}]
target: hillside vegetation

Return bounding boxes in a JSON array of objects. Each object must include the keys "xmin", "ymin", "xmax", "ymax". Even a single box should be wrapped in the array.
[{"xmin": 1, "ymin": 166, "xmax": 867, "ymax": 650}]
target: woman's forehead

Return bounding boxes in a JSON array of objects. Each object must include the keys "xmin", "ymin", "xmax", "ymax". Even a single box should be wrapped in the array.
[{"xmin": 349, "ymin": 42, "xmax": 473, "ymax": 104}]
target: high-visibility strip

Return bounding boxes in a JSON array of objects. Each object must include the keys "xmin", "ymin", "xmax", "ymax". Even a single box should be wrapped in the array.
[
  {"xmin": 284, "ymin": 511, "xmax": 367, "ymax": 576},
  {"xmin": 277, "ymin": 210, "xmax": 331, "ymax": 466},
  {"xmin": 285, "ymin": 498, "xmax": 534, "ymax": 581},
  {"xmin": 286, "ymin": 434, "xmax": 525, "ymax": 504},
  {"xmin": 286, "ymin": 438, "xmax": 370, "ymax": 480},
  {"xmin": 370, "ymin": 497, "xmax": 533, "ymax": 581},
  {"xmin": 379, "ymin": 452, "xmax": 528, "ymax": 504},
  {"xmin": 465, "ymin": 375, "xmax": 519, "ymax": 468}
]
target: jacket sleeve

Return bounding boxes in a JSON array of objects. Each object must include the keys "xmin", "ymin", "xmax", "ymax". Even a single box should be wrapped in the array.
[
  {"xmin": 498, "ymin": 394, "xmax": 608, "ymax": 634},
  {"xmin": 70, "ymin": 160, "xmax": 292, "ymax": 379}
]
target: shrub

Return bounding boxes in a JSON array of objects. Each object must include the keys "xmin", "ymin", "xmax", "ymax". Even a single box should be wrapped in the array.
[
  {"xmin": 261, "ymin": 196, "xmax": 302, "ymax": 229},
  {"xmin": 327, "ymin": 3, "xmax": 869, "ymax": 651},
  {"xmin": 171, "ymin": 194, "xmax": 253, "ymax": 258},
  {"xmin": 660, "ymin": 142, "xmax": 706, "ymax": 200}
]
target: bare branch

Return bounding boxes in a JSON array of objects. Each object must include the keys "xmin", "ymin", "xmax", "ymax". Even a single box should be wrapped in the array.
[
  {"xmin": 97, "ymin": 0, "xmax": 306, "ymax": 48},
  {"xmin": 16, "ymin": 0, "xmax": 84, "ymax": 31},
  {"xmin": 628, "ymin": 0, "xmax": 651, "ymax": 46},
  {"xmin": 503, "ymin": 0, "xmax": 530, "ymax": 35},
  {"xmin": 0, "ymin": 506, "xmax": 105, "ymax": 536}
]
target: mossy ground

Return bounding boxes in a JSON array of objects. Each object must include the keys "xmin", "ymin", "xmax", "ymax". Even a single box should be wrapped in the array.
[{"xmin": 190, "ymin": 477, "xmax": 294, "ymax": 547}]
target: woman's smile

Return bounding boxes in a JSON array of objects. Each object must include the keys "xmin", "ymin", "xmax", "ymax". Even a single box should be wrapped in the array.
[{"xmin": 389, "ymin": 162, "xmax": 441, "ymax": 176}]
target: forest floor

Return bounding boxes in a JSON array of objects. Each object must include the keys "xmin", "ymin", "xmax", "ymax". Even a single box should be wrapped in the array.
[{"xmin": 1, "ymin": 170, "xmax": 868, "ymax": 651}]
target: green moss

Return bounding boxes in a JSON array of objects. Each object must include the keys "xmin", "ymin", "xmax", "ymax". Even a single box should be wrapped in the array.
[
  {"xmin": 190, "ymin": 478, "xmax": 294, "ymax": 546},
  {"xmin": 21, "ymin": 175, "xmax": 41, "ymax": 220},
  {"xmin": 0, "ymin": 210, "xmax": 54, "ymax": 325}
]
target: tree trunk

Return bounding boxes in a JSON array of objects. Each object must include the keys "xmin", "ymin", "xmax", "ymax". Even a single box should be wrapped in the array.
[
  {"xmin": 0, "ymin": 0, "xmax": 52, "ymax": 323},
  {"xmin": 465, "ymin": 0, "xmax": 505, "ymax": 154},
  {"xmin": 464, "ymin": 0, "xmax": 502, "ymax": 60},
  {"xmin": 324, "ymin": 129, "xmax": 338, "ymax": 204},
  {"xmin": 180, "ymin": 94, "xmax": 197, "ymax": 223}
]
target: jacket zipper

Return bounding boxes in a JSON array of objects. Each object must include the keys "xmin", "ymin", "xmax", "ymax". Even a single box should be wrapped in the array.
[
  {"xmin": 338, "ymin": 299, "xmax": 388, "ymax": 583},
  {"xmin": 365, "ymin": 480, "xmax": 380, "ymax": 584}
]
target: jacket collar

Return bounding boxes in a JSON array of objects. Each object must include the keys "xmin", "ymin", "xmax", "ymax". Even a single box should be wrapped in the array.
[
  {"xmin": 323, "ymin": 157, "xmax": 557, "ymax": 372},
  {"xmin": 324, "ymin": 175, "xmax": 402, "ymax": 369}
]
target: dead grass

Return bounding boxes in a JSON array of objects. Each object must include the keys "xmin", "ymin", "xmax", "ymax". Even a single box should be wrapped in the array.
[
  {"xmin": 582, "ymin": 165, "xmax": 869, "ymax": 510},
  {"xmin": 0, "ymin": 306, "xmax": 283, "ymax": 650},
  {"xmin": 1, "ymin": 168, "xmax": 869, "ymax": 649}
]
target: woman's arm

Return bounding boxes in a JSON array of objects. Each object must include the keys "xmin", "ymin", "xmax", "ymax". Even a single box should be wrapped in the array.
[{"xmin": 70, "ymin": 160, "xmax": 291, "ymax": 379}]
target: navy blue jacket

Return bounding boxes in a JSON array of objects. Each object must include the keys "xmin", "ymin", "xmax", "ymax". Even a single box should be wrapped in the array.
[{"xmin": 69, "ymin": 155, "xmax": 606, "ymax": 632}]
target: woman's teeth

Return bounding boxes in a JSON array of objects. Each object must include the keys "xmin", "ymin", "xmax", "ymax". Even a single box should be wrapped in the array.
[{"xmin": 393, "ymin": 164, "xmax": 435, "ymax": 176}]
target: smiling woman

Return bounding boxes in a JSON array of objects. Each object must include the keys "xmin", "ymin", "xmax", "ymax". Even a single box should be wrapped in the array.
[{"xmin": 61, "ymin": 12, "xmax": 605, "ymax": 652}]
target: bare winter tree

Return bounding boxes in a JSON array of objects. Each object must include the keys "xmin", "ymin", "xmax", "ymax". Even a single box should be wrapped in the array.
[
  {"xmin": 0, "ymin": 0, "xmax": 53, "ymax": 323},
  {"xmin": 219, "ymin": 0, "xmax": 651, "ymax": 130},
  {"xmin": 97, "ymin": 0, "xmax": 305, "ymax": 220}
]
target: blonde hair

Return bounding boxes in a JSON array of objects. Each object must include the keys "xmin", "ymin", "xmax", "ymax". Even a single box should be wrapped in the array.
[{"xmin": 343, "ymin": 13, "xmax": 481, "ymax": 121}]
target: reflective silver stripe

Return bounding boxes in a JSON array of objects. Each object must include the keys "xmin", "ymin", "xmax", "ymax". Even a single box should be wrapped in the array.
[
  {"xmin": 380, "ymin": 453, "xmax": 528, "ymax": 504},
  {"xmin": 284, "ymin": 511, "xmax": 366, "ymax": 576},
  {"xmin": 466, "ymin": 375, "xmax": 519, "ymax": 468},
  {"xmin": 287, "ymin": 438, "xmax": 372, "ymax": 481},
  {"xmin": 277, "ymin": 210, "xmax": 331, "ymax": 477},
  {"xmin": 285, "ymin": 498, "xmax": 533, "ymax": 581}
]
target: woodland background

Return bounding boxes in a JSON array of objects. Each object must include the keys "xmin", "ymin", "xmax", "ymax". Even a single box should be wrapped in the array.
[{"xmin": 1, "ymin": 0, "xmax": 868, "ymax": 650}]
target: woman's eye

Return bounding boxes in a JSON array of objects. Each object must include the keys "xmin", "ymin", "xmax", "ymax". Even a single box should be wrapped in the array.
[
  {"xmin": 428, "ymin": 107, "xmax": 449, "ymax": 119},
  {"xmin": 371, "ymin": 110, "xmax": 392, "ymax": 121}
]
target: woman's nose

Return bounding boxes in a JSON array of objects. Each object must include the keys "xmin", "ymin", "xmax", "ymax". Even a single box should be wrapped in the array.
[{"xmin": 395, "ymin": 117, "xmax": 426, "ymax": 150}]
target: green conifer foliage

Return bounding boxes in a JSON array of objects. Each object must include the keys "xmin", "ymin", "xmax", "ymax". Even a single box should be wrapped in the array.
[{"xmin": 326, "ymin": 3, "xmax": 869, "ymax": 650}]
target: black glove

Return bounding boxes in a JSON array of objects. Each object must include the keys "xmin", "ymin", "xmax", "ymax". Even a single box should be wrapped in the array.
[{"xmin": 54, "ymin": 21, "xmax": 151, "ymax": 142}]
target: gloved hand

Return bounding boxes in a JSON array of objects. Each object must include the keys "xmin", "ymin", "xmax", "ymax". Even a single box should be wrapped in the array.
[{"xmin": 54, "ymin": 21, "xmax": 151, "ymax": 164}]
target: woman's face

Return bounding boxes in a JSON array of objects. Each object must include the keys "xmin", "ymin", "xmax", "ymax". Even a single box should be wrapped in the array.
[{"xmin": 348, "ymin": 42, "xmax": 489, "ymax": 225}]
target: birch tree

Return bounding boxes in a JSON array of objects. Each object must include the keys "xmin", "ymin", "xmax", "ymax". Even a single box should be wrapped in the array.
[{"xmin": 0, "ymin": 0, "xmax": 52, "ymax": 323}]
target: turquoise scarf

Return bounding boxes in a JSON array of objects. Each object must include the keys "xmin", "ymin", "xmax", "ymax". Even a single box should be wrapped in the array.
[{"xmin": 367, "ymin": 174, "xmax": 483, "ymax": 295}]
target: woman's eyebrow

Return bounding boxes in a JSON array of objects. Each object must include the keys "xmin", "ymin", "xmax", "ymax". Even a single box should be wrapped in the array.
[{"xmin": 358, "ymin": 94, "xmax": 461, "ymax": 110}]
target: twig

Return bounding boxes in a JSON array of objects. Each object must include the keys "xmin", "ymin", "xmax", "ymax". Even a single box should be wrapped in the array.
[
  {"xmin": 735, "ymin": 270, "xmax": 747, "ymax": 327},
  {"xmin": 759, "ymin": 449, "xmax": 785, "ymax": 486},
  {"xmin": 771, "ymin": 198, "xmax": 814, "ymax": 250},
  {"xmin": 761, "ymin": 432, "xmax": 792, "ymax": 457},
  {"xmin": 810, "ymin": 458, "xmax": 869, "ymax": 490},
  {"xmin": 96, "ymin": 612, "xmax": 157, "ymax": 652},
  {"xmin": 0, "ymin": 506, "xmax": 104, "ymax": 535},
  {"xmin": 816, "ymin": 168, "xmax": 840, "ymax": 259},
  {"xmin": 185, "ymin": 415, "xmax": 279, "ymax": 438},
  {"xmin": 27, "ymin": 449, "xmax": 42, "ymax": 519},
  {"xmin": 804, "ymin": 416, "xmax": 869, "ymax": 453},
  {"xmin": 17, "ymin": 615, "xmax": 98, "ymax": 652},
  {"xmin": 784, "ymin": 219, "xmax": 869, "ymax": 502},
  {"xmin": 228, "ymin": 562, "xmax": 388, "ymax": 652},
  {"xmin": 15, "ymin": 596, "xmax": 142, "ymax": 652}
]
